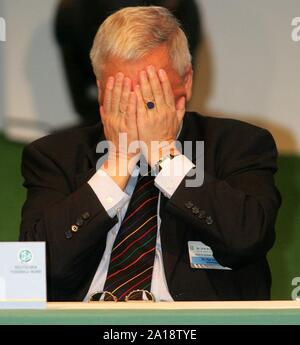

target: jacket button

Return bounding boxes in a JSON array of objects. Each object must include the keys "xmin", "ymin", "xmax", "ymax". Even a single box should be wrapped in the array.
[
  {"xmin": 71, "ymin": 224, "xmax": 79, "ymax": 232},
  {"xmin": 205, "ymin": 216, "xmax": 214, "ymax": 225},
  {"xmin": 82, "ymin": 212, "xmax": 90, "ymax": 220},
  {"xmin": 65, "ymin": 231, "xmax": 72, "ymax": 239},
  {"xmin": 185, "ymin": 201, "xmax": 194, "ymax": 209},
  {"xmin": 198, "ymin": 210, "xmax": 206, "ymax": 219},
  {"xmin": 191, "ymin": 206, "xmax": 200, "ymax": 215},
  {"xmin": 76, "ymin": 217, "xmax": 84, "ymax": 226}
]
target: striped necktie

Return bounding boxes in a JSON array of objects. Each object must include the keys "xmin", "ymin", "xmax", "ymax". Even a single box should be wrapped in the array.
[{"xmin": 103, "ymin": 172, "xmax": 159, "ymax": 301}]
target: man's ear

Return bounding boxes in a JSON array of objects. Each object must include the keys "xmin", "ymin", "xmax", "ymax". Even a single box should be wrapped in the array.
[{"xmin": 183, "ymin": 64, "xmax": 193, "ymax": 101}]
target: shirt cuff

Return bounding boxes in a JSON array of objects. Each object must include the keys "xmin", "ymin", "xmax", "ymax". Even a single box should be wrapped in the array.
[
  {"xmin": 88, "ymin": 169, "xmax": 130, "ymax": 218},
  {"xmin": 154, "ymin": 154, "xmax": 195, "ymax": 198}
]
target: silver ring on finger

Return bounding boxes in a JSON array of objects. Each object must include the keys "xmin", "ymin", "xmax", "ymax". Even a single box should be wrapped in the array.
[{"xmin": 145, "ymin": 100, "xmax": 155, "ymax": 110}]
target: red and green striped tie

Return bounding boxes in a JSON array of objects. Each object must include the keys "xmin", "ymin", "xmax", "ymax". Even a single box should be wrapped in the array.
[{"xmin": 103, "ymin": 173, "xmax": 159, "ymax": 301}]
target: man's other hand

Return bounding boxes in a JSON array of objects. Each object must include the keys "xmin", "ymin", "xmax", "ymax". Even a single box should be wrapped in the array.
[
  {"xmin": 100, "ymin": 73, "xmax": 139, "ymax": 189},
  {"xmin": 135, "ymin": 66, "xmax": 185, "ymax": 167}
]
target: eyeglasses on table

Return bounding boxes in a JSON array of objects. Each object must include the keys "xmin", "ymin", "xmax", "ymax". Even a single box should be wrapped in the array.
[{"xmin": 88, "ymin": 289, "xmax": 156, "ymax": 302}]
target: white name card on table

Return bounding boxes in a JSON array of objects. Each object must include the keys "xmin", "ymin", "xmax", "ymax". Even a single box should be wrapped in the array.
[{"xmin": 0, "ymin": 242, "xmax": 46, "ymax": 309}]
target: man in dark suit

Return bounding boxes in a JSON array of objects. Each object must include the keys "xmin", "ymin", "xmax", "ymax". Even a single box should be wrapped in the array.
[{"xmin": 20, "ymin": 6, "xmax": 281, "ymax": 302}]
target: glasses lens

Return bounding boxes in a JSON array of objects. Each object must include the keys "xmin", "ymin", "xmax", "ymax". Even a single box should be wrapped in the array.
[
  {"xmin": 125, "ymin": 290, "xmax": 155, "ymax": 302},
  {"xmin": 89, "ymin": 291, "xmax": 117, "ymax": 302}
]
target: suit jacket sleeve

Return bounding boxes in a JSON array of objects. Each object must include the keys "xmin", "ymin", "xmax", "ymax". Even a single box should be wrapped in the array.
[
  {"xmin": 165, "ymin": 128, "xmax": 281, "ymax": 269},
  {"xmin": 19, "ymin": 142, "xmax": 118, "ymax": 295}
]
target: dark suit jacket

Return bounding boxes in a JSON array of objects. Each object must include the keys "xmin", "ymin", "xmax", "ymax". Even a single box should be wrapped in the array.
[{"xmin": 20, "ymin": 112, "xmax": 281, "ymax": 301}]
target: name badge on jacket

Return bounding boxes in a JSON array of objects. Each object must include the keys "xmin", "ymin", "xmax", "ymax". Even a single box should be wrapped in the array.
[{"xmin": 188, "ymin": 241, "xmax": 231, "ymax": 270}]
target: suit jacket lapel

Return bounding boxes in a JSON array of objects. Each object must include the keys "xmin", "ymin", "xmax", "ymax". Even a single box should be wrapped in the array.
[{"xmin": 160, "ymin": 112, "xmax": 206, "ymax": 290}]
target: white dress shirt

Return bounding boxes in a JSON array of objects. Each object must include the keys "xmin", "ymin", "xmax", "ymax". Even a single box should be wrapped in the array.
[{"xmin": 84, "ymin": 154, "xmax": 195, "ymax": 302}]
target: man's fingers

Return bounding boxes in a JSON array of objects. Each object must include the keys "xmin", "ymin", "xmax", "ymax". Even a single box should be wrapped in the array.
[
  {"xmin": 158, "ymin": 69, "xmax": 175, "ymax": 108},
  {"xmin": 135, "ymin": 84, "xmax": 147, "ymax": 119},
  {"xmin": 126, "ymin": 91, "xmax": 137, "ymax": 119},
  {"xmin": 111, "ymin": 72, "xmax": 124, "ymax": 114},
  {"xmin": 103, "ymin": 77, "xmax": 114, "ymax": 113},
  {"xmin": 139, "ymin": 70, "xmax": 155, "ymax": 105},
  {"xmin": 146, "ymin": 65, "xmax": 164, "ymax": 107},
  {"xmin": 119, "ymin": 77, "xmax": 131, "ymax": 114},
  {"xmin": 100, "ymin": 105, "xmax": 106, "ymax": 122}
]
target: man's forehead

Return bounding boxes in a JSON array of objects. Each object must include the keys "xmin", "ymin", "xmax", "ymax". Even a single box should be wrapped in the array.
[
  {"xmin": 110, "ymin": 59, "xmax": 169, "ymax": 72},
  {"xmin": 103, "ymin": 46, "xmax": 173, "ymax": 80}
]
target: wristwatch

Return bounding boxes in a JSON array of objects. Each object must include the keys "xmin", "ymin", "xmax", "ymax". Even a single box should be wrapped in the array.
[{"xmin": 154, "ymin": 153, "xmax": 178, "ymax": 174}]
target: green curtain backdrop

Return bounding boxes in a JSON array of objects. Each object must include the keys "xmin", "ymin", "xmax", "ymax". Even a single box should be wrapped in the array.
[{"xmin": 0, "ymin": 133, "xmax": 299, "ymax": 300}]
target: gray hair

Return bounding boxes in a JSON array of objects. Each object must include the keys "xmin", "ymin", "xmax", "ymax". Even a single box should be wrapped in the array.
[{"xmin": 90, "ymin": 6, "xmax": 191, "ymax": 80}]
